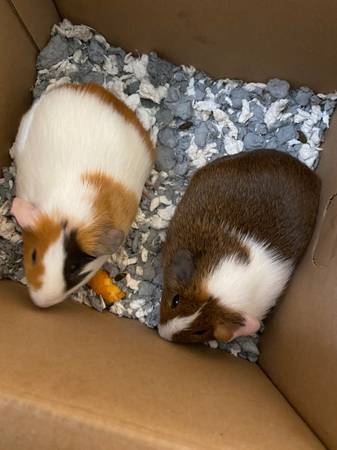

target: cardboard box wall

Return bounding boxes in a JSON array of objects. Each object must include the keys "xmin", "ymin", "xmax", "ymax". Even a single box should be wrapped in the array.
[{"xmin": 0, "ymin": 1, "xmax": 336, "ymax": 449}]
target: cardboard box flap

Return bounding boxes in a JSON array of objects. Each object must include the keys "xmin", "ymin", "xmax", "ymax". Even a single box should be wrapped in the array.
[
  {"xmin": 0, "ymin": 282, "xmax": 323, "ymax": 450},
  {"xmin": 260, "ymin": 114, "xmax": 337, "ymax": 450}
]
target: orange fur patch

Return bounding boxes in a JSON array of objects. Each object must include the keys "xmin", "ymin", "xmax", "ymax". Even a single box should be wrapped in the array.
[
  {"xmin": 23, "ymin": 217, "xmax": 62, "ymax": 290},
  {"xmin": 78, "ymin": 172, "xmax": 139, "ymax": 255},
  {"xmin": 63, "ymin": 82, "xmax": 155, "ymax": 160}
]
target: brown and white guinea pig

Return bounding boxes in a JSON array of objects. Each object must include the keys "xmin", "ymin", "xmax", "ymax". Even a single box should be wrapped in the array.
[
  {"xmin": 10, "ymin": 83, "xmax": 155, "ymax": 308},
  {"xmin": 158, "ymin": 149, "xmax": 320, "ymax": 344}
]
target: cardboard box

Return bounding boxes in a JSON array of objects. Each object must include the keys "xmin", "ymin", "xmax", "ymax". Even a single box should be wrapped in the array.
[{"xmin": 1, "ymin": 1, "xmax": 336, "ymax": 448}]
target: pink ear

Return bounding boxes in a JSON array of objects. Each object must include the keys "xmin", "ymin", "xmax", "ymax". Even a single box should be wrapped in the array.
[
  {"xmin": 10, "ymin": 197, "xmax": 41, "ymax": 229},
  {"xmin": 231, "ymin": 313, "xmax": 261, "ymax": 340}
]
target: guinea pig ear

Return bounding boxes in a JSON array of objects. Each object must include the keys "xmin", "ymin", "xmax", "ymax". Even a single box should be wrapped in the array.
[
  {"xmin": 214, "ymin": 313, "xmax": 261, "ymax": 342},
  {"xmin": 10, "ymin": 197, "xmax": 41, "ymax": 229},
  {"xmin": 92, "ymin": 228, "xmax": 125, "ymax": 257},
  {"xmin": 170, "ymin": 249, "xmax": 195, "ymax": 284}
]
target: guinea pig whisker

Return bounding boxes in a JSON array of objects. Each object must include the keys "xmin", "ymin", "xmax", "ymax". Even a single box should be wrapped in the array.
[{"xmin": 80, "ymin": 271, "xmax": 91, "ymax": 278}]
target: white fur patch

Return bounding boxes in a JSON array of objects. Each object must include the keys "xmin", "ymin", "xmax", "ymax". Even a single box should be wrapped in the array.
[
  {"xmin": 30, "ymin": 231, "xmax": 67, "ymax": 307},
  {"xmin": 206, "ymin": 235, "xmax": 293, "ymax": 320},
  {"xmin": 158, "ymin": 309, "xmax": 201, "ymax": 341},
  {"xmin": 15, "ymin": 86, "xmax": 152, "ymax": 225},
  {"xmin": 14, "ymin": 99, "xmax": 41, "ymax": 156}
]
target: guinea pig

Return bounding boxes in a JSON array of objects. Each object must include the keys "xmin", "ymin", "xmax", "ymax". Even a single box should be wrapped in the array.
[
  {"xmin": 11, "ymin": 83, "xmax": 155, "ymax": 308},
  {"xmin": 158, "ymin": 149, "xmax": 321, "ymax": 343}
]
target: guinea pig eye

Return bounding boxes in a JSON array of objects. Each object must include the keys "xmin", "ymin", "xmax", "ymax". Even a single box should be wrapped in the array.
[
  {"xmin": 171, "ymin": 294, "xmax": 180, "ymax": 308},
  {"xmin": 194, "ymin": 329, "xmax": 207, "ymax": 336},
  {"xmin": 70, "ymin": 263, "xmax": 80, "ymax": 274},
  {"xmin": 31, "ymin": 249, "xmax": 37, "ymax": 264}
]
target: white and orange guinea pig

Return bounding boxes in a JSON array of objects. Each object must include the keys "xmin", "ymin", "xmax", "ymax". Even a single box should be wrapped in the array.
[
  {"xmin": 158, "ymin": 149, "xmax": 321, "ymax": 344},
  {"xmin": 11, "ymin": 83, "xmax": 155, "ymax": 308}
]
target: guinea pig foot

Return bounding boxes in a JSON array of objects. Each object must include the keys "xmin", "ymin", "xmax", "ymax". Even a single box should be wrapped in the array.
[{"xmin": 88, "ymin": 270, "xmax": 126, "ymax": 304}]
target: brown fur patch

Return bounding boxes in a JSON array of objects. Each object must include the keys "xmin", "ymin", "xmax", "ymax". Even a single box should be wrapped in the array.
[
  {"xmin": 62, "ymin": 82, "xmax": 155, "ymax": 160},
  {"xmin": 23, "ymin": 217, "xmax": 62, "ymax": 290},
  {"xmin": 78, "ymin": 172, "xmax": 138, "ymax": 255}
]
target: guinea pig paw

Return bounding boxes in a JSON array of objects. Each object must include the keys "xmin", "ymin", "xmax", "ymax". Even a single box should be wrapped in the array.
[{"xmin": 88, "ymin": 270, "xmax": 126, "ymax": 304}]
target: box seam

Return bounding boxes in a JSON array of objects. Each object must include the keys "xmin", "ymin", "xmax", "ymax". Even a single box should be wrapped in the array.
[
  {"xmin": 257, "ymin": 365, "xmax": 327, "ymax": 449},
  {"xmin": 312, "ymin": 192, "xmax": 337, "ymax": 267},
  {"xmin": 51, "ymin": 0, "xmax": 62, "ymax": 21},
  {"xmin": 6, "ymin": 0, "xmax": 39, "ymax": 51}
]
